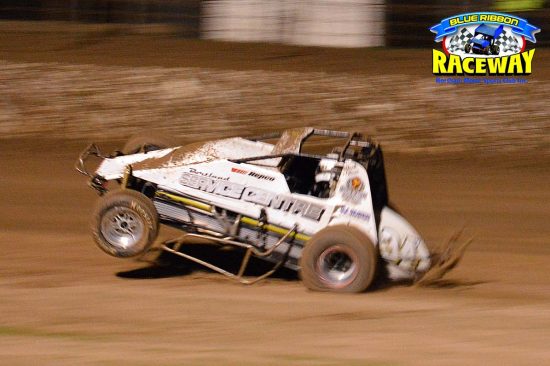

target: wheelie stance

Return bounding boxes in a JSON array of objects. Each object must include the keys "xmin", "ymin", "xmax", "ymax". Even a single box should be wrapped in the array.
[{"xmin": 76, "ymin": 128, "xmax": 468, "ymax": 292}]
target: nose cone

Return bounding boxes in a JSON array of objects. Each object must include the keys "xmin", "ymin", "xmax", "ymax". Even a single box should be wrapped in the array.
[{"xmin": 378, "ymin": 207, "xmax": 432, "ymax": 280}]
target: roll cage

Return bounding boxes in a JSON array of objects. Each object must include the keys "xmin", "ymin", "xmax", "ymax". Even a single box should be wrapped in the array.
[
  {"xmin": 247, "ymin": 127, "xmax": 377, "ymax": 161},
  {"xmin": 233, "ymin": 128, "xmax": 388, "ymax": 212}
]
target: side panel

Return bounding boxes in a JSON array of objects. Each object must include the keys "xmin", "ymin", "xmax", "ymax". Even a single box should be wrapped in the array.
[
  {"xmin": 134, "ymin": 159, "xmax": 333, "ymax": 236},
  {"xmin": 327, "ymin": 160, "xmax": 379, "ymax": 246}
]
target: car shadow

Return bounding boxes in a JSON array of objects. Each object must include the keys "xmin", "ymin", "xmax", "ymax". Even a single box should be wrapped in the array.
[
  {"xmin": 116, "ymin": 243, "xmax": 483, "ymax": 291},
  {"xmin": 116, "ymin": 243, "xmax": 299, "ymax": 282},
  {"xmin": 415, "ymin": 279, "xmax": 487, "ymax": 289},
  {"xmin": 368, "ymin": 278, "xmax": 486, "ymax": 293}
]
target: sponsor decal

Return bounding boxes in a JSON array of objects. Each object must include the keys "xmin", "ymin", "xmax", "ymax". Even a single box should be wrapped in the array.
[
  {"xmin": 336, "ymin": 206, "xmax": 371, "ymax": 222},
  {"xmin": 188, "ymin": 167, "xmax": 229, "ymax": 181},
  {"xmin": 231, "ymin": 167, "xmax": 276, "ymax": 181},
  {"xmin": 231, "ymin": 167, "xmax": 248, "ymax": 175},
  {"xmin": 180, "ymin": 172, "xmax": 324, "ymax": 221},
  {"xmin": 339, "ymin": 177, "xmax": 368, "ymax": 204},
  {"xmin": 430, "ymin": 12, "xmax": 540, "ymax": 79},
  {"xmin": 248, "ymin": 171, "xmax": 276, "ymax": 182}
]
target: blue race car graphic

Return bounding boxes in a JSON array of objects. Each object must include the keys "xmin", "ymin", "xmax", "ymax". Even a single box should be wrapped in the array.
[{"xmin": 464, "ymin": 24, "xmax": 503, "ymax": 55}]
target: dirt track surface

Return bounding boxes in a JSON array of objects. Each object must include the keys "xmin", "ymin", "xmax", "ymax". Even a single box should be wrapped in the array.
[
  {"xmin": 1, "ymin": 22, "xmax": 550, "ymax": 365},
  {"xmin": 1, "ymin": 140, "xmax": 549, "ymax": 366}
]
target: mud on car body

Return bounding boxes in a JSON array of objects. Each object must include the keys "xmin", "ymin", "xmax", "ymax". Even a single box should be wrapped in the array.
[{"xmin": 76, "ymin": 127, "xmax": 466, "ymax": 293}]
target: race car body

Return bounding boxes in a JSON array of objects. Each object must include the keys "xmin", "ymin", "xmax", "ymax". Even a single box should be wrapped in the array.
[
  {"xmin": 464, "ymin": 23, "xmax": 504, "ymax": 55},
  {"xmin": 76, "ymin": 128, "xmax": 460, "ymax": 292}
]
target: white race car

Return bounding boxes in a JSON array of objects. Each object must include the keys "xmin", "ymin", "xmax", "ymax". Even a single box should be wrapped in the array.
[{"xmin": 76, "ymin": 128, "xmax": 468, "ymax": 292}]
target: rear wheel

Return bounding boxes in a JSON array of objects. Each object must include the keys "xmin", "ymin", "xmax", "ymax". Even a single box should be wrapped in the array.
[
  {"xmin": 299, "ymin": 225, "xmax": 378, "ymax": 293},
  {"xmin": 91, "ymin": 189, "xmax": 159, "ymax": 258},
  {"xmin": 464, "ymin": 43, "xmax": 471, "ymax": 53},
  {"xmin": 122, "ymin": 132, "xmax": 176, "ymax": 155},
  {"xmin": 491, "ymin": 45, "xmax": 500, "ymax": 55}
]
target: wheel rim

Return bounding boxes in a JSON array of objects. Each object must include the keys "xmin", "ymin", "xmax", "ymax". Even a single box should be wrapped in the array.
[
  {"xmin": 100, "ymin": 207, "xmax": 145, "ymax": 252},
  {"xmin": 316, "ymin": 245, "xmax": 358, "ymax": 288}
]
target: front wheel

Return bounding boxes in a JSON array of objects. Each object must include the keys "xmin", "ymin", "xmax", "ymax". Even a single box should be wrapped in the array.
[
  {"xmin": 464, "ymin": 43, "xmax": 472, "ymax": 53},
  {"xmin": 299, "ymin": 225, "xmax": 378, "ymax": 293},
  {"xmin": 91, "ymin": 189, "xmax": 159, "ymax": 258}
]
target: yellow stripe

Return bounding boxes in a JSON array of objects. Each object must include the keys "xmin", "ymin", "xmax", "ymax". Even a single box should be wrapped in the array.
[
  {"xmin": 156, "ymin": 192, "xmax": 310, "ymax": 241},
  {"xmin": 240, "ymin": 217, "xmax": 310, "ymax": 241},
  {"xmin": 155, "ymin": 191, "xmax": 212, "ymax": 212}
]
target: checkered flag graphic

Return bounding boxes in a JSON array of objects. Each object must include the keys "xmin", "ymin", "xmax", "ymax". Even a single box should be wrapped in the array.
[
  {"xmin": 448, "ymin": 28, "xmax": 473, "ymax": 53},
  {"xmin": 494, "ymin": 30, "xmax": 521, "ymax": 54}
]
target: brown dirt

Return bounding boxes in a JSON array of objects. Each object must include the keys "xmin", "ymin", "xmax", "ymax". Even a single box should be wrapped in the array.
[{"xmin": 1, "ymin": 22, "xmax": 550, "ymax": 365}]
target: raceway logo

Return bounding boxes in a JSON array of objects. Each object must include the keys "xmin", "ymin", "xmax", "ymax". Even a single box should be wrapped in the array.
[{"xmin": 430, "ymin": 12, "xmax": 540, "ymax": 76}]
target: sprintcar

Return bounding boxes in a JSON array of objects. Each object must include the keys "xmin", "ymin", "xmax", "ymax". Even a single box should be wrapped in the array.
[
  {"xmin": 464, "ymin": 23, "xmax": 503, "ymax": 55},
  {"xmin": 76, "ymin": 128, "xmax": 467, "ymax": 292}
]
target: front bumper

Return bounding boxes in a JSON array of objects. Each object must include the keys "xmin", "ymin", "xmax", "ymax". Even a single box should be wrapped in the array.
[{"xmin": 75, "ymin": 143, "xmax": 110, "ymax": 194}]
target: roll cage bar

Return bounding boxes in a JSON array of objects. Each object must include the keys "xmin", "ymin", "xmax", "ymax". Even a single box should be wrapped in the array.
[{"xmin": 247, "ymin": 128, "xmax": 376, "ymax": 162}]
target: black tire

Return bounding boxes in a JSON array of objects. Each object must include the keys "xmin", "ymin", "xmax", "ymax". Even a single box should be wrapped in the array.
[
  {"xmin": 91, "ymin": 189, "xmax": 159, "ymax": 258},
  {"xmin": 483, "ymin": 46, "xmax": 491, "ymax": 55},
  {"xmin": 464, "ymin": 43, "xmax": 471, "ymax": 53},
  {"xmin": 299, "ymin": 225, "xmax": 378, "ymax": 293},
  {"xmin": 491, "ymin": 45, "xmax": 500, "ymax": 55},
  {"xmin": 122, "ymin": 132, "xmax": 176, "ymax": 155}
]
